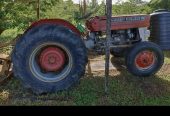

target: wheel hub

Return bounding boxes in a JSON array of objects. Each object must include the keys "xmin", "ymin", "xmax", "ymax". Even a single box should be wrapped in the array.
[
  {"xmin": 39, "ymin": 47, "xmax": 66, "ymax": 72},
  {"xmin": 135, "ymin": 51, "xmax": 155, "ymax": 69}
]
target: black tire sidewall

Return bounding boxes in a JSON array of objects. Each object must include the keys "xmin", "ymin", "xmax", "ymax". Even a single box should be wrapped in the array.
[
  {"xmin": 12, "ymin": 24, "xmax": 87, "ymax": 93},
  {"xmin": 126, "ymin": 42, "xmax": 164, "ymax": 77}
]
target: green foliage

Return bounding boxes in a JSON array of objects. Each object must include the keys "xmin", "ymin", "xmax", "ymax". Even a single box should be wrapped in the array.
[
  {"xmin": 149, "ymin": 0, "xmax": 170, "ymax": 11},
  {"xmin": 112, "ymin": 0, "xmax": 152, "ymax": 15},
  {"xmin": 0, "ymin": 0, "xmax": 36, "ymax": 31},
  {"xmin": 43, "ymin": 0, "xmax": 78, "ymax": 24},
  {"xmin": 0, "ymin": 0, "xmax": 60, "ymax": 32},
  {"xmin": 0, "ymin": 0, "xmax": 168, "ymax": 35}
]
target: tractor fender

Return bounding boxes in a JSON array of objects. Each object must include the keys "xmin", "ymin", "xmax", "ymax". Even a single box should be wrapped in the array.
[{"xmin": 25, "ymin": 19, "xmax": 82, "ymax": 36}]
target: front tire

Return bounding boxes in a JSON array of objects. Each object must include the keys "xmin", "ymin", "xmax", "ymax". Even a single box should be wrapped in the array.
[
  {"xmin": 125, "ymin": 42, "xmax": 164, "ymax": 77},
  {"xmin": 12, "ymin": 24, "xmax": 88, "ymax": 94}
]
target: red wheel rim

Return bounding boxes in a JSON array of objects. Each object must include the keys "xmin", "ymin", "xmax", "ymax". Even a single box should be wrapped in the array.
[
  {"xmin": 39, "ymin": 47, "xmax": 66, "ymax": 72},
  {"xmin": 29, "ymin": 42, "xmax": 73, "ymax": 82},
  {"xmin": 135, "ymin": 50, "xmax": 156, "ymax": 70}
]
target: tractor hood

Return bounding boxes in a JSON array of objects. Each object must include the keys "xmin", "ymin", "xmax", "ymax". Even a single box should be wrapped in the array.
[{"xmin": 86, "ymin": 15, "xmax": 150, "ymax": 32}]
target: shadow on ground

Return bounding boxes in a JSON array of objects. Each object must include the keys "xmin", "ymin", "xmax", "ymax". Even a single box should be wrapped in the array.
[{"xmin": 110, "ymin": 56, "xmax": 170, "ymax": 98}]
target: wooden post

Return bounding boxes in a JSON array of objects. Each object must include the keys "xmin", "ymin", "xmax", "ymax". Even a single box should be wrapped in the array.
[{"xmin": 105, "ymin": 0, "xmax": 112, "ymax": 94}]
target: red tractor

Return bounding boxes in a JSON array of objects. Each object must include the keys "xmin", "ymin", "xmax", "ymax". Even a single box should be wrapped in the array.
[{"xmin": 0, "ymin": 6, "xmax": 170, "ymax": 94}]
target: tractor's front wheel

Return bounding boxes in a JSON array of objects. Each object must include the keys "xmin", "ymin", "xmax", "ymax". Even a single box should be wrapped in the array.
[
  {"xmin": 125, "ymin": 42, "xmax": 164, "ymax": 77},
  {"xmin": 12, "ymin": 24, "xmax": 87, "ymax": 94}
]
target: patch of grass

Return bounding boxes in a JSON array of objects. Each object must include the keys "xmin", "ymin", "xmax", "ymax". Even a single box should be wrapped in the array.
[
  {"xmin": 0, "ymin": 91, "xmax": 9, "ymax": 104},
  {"xmin": 164, "ymin": 51, "xmax": 170, "ymax": 64},
  {"xmin": 1, "ymin": 68, "xmax": 170, "ymax": 106}
]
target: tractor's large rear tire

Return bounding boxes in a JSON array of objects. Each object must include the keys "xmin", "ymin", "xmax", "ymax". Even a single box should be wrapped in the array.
[
  {"xmin": 12, "ymin": 24, "xmax": 88, "ymax": 94},
  {"xmin": 125, "ymin": 41, "xmax": 164, "ymax": 77}
]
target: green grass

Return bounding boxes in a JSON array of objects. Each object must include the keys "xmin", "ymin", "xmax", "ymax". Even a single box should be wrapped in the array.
[
  {"xmin": 165, "ymin": 51, "xmax": 170, "ymax": 64},
  {"xmin": 0, "ymin": 68, "xmax": 170, "ymax": 106}
]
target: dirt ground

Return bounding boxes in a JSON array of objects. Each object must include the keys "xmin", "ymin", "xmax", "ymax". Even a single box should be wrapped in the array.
[
  {"xmin": 88, "ymin": 54, "xmax": 125, "ymax": 69},
  {"xmin": 1, "ymin": 54, "xmax": 170, "ymax": 80}
]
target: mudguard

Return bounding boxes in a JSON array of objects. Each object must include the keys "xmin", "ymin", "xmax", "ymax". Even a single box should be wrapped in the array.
[{"xmin": 26, "ymin": 19, "xmax": 82, "ymax": 36}]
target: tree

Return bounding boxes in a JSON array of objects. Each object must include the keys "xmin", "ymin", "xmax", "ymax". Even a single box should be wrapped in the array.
[
  {"xmin": 128, "ymin": 0, "xmax": 145, "ymax": 4},
  {"xmin": 43, "ymin": 0, "xmax": 79, "ymax": 24},
  {"xmin": 0, "ymin": 0, "xmax": 36, "ymax": 35},
  {"xmin": 0, "ymin": 0, "xmax": 63, "ymax": 35},
  {"xmin": 96, "ymin": 0, "xmax": 106, "ymax": 16},
  {"xmin": 149, "ymin": 0, "xmax": 170, "ymax": 10},
  {"xmin": 112, "ymin": 0, "xmax": 151, "ymax": 15},
  {"xmin": 74, "ymin": 0, "xmax": 99, "ymax": 22}
]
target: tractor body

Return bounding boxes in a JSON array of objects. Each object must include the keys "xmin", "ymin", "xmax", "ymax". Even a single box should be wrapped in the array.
[
  {"xmin": 0, "ymin": 9, "xmax": 170, "ymax": 94},
  {"xmin": 84, "ymin": 14, "xmax": 151, "ymax": 54},
  {"xmin": 86, "ymin": 15, "xmax": 150, "ymax": 31}
]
